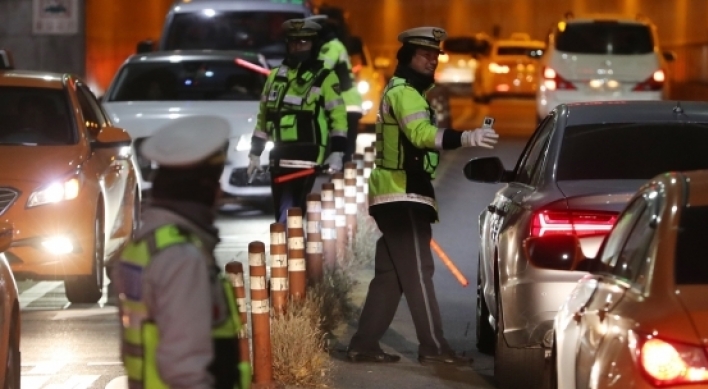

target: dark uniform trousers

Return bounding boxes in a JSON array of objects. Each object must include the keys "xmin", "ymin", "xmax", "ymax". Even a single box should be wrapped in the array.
[
  {"xmin": 349, "ymin": 206, "xmax": 451, "ymax": 356},
  {"xmin": 271, "ymin": 173, "xmax": 317, "ymax": 224},
  {"xmin": 344, "ymin": 112, "xmax": 363, "ymax": 162}
]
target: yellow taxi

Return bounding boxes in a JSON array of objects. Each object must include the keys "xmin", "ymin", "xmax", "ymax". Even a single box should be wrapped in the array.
[
  {"xmin": 0, "ymin": 222, "xmax": 19, "ymax": 388},
  {"xmin": 0, "ymin": 50, "xmax": 140, "ymax": 304},
  {"xmin": 473, "ymin": 33, "xmax": 545, "ymax": 103}
]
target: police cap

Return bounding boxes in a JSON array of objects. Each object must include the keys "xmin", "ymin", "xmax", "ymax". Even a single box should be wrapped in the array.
[
  {"xmin": 305, "ymin": 15, "xmax": 328, "ymax": 25},
  {"xmin": 141, "ymin": 116, "xmax": 230, "ymax": 168},
  {"xmin": 398, "ymin": 26, "xmax": 448, "ymax": 51},
  {"xmin": 282, "ymin": 18, "xmax": 321, "ymax": 39}
]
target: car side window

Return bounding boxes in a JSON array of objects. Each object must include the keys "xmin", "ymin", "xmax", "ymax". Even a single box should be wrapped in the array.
[
  {"xmin": 514, "ymin": 114, "xmax": 554, "ymax": 185},
  {"xmin": 598, "ymin": 198, "xmax": 648, "ymax": 270},
  {"xmin": 611, "ymin": 199, "xmax": 656, "ymax": 286}
]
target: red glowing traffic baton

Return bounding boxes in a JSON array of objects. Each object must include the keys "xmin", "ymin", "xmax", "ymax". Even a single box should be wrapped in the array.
[
  {"xmin": 430, "ymin": 239, "xmax": 469, "ymax": 287},
  {"xmin": 352, "ymin": 64, "xmax": 362, "ymax": 74},
  {"xmin": 234, "ymin": 58, "xmax": 271, "ymax": 76},
  {"xmin": 273, "ymin": 168, "xmax": 317, "ymax": 184}
]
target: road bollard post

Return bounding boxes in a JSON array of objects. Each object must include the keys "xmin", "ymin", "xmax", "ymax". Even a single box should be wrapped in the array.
[
  {"xmin": 269, "ymin": 223, "xmax": 288, "ymax": 315},
  {"xmin": 353, "ymin": 154, "xmax": 366, "ymax": 211},
  {"xmin": 305, "ymin": 193, "xmax": 323, "ymax": 283},
  {"xmin": 286, "ymin": 208, "xmax": 306, "ymax": 302},
  {"xmin": 363, "ymin": 146, "xmax": 374, "ymax": 209},
  {"xmin": 248, "ymin": 241, "xmax": 276, "ymax": 388},
  {"xmin": 320, "ymin": 182, "xmax": 337, "ymax": 270},
  {"xmin": 344, "ymin": 162, "xmax": 358, "ymax": 245},
  {"xmin": 224, "ymin": 260, "xmax": 252, "ymax": 386},
  {"xmin": 332, "ymin": 173, "xmax": 347, "ymax": 259}
]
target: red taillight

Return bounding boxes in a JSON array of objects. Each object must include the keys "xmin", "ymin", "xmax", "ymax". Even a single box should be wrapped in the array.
[
  {"xmin": 530, "ymin": 210, "xmax": 618, "ymax": 237},
  {"xmin": 633, "ymin": 333, "xmax": 708, "ymax": 386},
  {"xmin": 633, "ymin": 70, "xmax": 665, "ymax": 91},
  {"xmin": 542, "ymin": 66, "xmax": 576, "ymax": 90}
]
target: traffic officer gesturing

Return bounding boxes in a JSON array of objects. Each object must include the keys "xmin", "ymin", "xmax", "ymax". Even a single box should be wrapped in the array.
[
  {"xmin": 307, "ymin": 14, "xmax": 363, "ymax": 162},
  {"xmin": 347, "ymin": 27, "xmax": 499, "ymax": 365},
  {"xmin": 113, "ymin": 116, "xmax": 249, "ymax": 389},
  {"xmin": 247, "ymin": 18, "xmax": 348, "ymax": 223}
]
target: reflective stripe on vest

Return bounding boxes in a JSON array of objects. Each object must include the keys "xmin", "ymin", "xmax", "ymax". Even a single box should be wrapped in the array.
[{"xmin": 119, "ymin": 224, "xmax": 241, "ymax": 388}]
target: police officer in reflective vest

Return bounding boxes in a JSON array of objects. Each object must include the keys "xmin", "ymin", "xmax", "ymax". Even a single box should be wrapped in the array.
[
  {"xmin": 307, "ymin": 14, "xmax": 363, "ymax": 162},
  {"xmin": 346, "ymin": 27, "xmax": 499, "ymax": 365},
  {"xmin": 247, "ymin": 18, "xmax": 348, "ymax": 224},
  {"xmin": 113, "ymin": 116, "xmax": 249, "ymax": 389}
]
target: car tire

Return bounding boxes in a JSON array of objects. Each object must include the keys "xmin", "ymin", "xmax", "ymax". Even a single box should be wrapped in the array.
[
  {"xmin": 494, "ymin": 299, "xmax": 545, "ymax": 389},
  {"xmin": 476, "ymin": 257, "xmax": 495, "ymax": 354},
  {"xmin": 4, "ymin": 312, "xmax": 20, "ymax": 389},
  {"xmin": 65, "ymin": 205, "xmax": 104, "ymax": 304}
]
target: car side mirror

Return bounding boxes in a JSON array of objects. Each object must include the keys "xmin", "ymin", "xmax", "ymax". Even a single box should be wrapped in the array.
[
  {"xmin": 373, "ymin": 57, "xmax": 390, "ymax": 70},
  {"xmin": 93, "ymin": 126, "xmax": 132, "ymax": 149},
  {"xmin": 523, "ymin": 234, "xmax": 588, "ymax": 271},
  {"xmin": 463, "ymin": 157, "xmax": 511, "ymax": 183},
  {"xmin": 663, "ymin": 50, "xmax": 676, "ymax": 62},
  {"xmin": 136, "ymin": 39, "xmax": 155, "ymax": 54},
  {"xmin": 0, "ymin": 222, "xmax": 13, "ymax": 253}
]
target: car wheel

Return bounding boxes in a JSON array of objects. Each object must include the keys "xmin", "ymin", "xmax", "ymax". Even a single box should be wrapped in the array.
[
  {"xmin": 65, "ymin": 205, "xmax": 104, "ymax": 304},
  {"xmin": 476, "ymin": 256, "xmax": 495, "ymax": 354},
  {"xmin": 494, "ymin": 298, "xmax": 545, "ymax": 389},
  {"xmin": 4, "ymin": 312, "xmax": 20, "ymax": 389}
]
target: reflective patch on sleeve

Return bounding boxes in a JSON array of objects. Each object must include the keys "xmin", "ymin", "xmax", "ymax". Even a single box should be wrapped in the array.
[
  {"xmin": 434, "ymin": 128, "xmax": 445, "ymax": 149},
  {"xmin": 325, "ymin": 97, "xmax": 344, "ymax": 110},
  {"xmin": 323, "ymin": 58, "xmax": 336, "ymax": 68},
  {"xmin": 121, "ymin": 262, "xmax": 143, "ymax": 300},
  {"xmin": 330, "ymin": 130, "xmax": 347, "ymax": 138},
  {"xmin": 401, "ymin": 111, "xmax": 429, "ymax": 126}
]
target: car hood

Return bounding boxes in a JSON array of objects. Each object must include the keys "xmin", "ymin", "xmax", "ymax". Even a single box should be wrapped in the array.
[
  {"xmin": 102, "ymin": 101, "xmax": 260, "ymax": 139},
  {"xmin": 556, "ymin": 179, "xmax": 646, "ymax": 213},
  {"xmin": 550, "ymin": 52, "xmax": 659, "ymax": 82},
  {"xmin": 0, "ymin": 145, "xmax": 85, "ymax": 184}
]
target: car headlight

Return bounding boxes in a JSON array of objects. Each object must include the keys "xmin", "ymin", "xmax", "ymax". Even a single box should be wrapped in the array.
[
  {"xmin": 27, "ymin": 177, "xmax": 80, "ymax": 207},
  {"xmin": 235, "ymin": 134, "xmax": 273, "ymax": 152},
  {"xmin": 357, "ymin": 81, "xmax": 370, "ymax": 95}
]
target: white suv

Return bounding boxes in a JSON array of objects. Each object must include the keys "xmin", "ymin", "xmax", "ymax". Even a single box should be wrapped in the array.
[{"xmin": 536, "ymin": 13, "xmax": 675, "ymax": 122}]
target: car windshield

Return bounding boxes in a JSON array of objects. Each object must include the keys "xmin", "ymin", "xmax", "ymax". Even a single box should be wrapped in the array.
[
  {"xmin": 675, "ymin": 205, "xmax": 708, "ymax": 285},
  {"xmin": 106, "ymin": 59, "xmax": 267, "ymax": 102},
  {"xmin": 557, "ymin": 123, "xmax": 708, "ymax": 180},
  {"xmin": 164, "ymin": 11, "xmax": 304, "ymax": 56},
  {"xmin": 0, "ymin": 87, "xmax": 75, "ymax": 145},
  {"xmin": 555, "ymin": 21, "xmax": 654, "ymax": 55}
]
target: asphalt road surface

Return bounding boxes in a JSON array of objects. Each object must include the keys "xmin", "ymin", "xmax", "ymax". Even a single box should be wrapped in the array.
[{"xmin": 18, "ymin": 96, "xmax": 537, "ymax": 388}]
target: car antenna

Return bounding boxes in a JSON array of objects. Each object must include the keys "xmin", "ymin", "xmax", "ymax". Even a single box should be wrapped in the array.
[{"xmin": 673, "ymin": 101, "xmax": 684, "ymax": 115}]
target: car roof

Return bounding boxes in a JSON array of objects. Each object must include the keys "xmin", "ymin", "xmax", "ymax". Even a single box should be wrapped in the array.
[
  {"xmin": 170, "ymin": 0, "xmax": 308, "ymax": 13},
  {"xmin": 560, "ymin": 101, "xmax": 708, "ymax": 126},
  {"xmin": 0, "ymin": 70, "xmax": 66, "ymax": 89},
  {"xmin": 565, "ymin": 13, "xmax": 650, "ymax": 25},
  {"xmin": 123, "ymin": 50, "xmax": 265, "ymax": 65}
]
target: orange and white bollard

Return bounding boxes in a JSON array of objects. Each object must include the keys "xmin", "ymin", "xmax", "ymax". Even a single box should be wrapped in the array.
[
  {"xmin": 353, "ymin": 154, "xmax": 366, "ymax": 211},
  {"xmin": 332, "ymin": 173, "xmax": 347, "ymax": 257},
  {"xmin": 305, "ymin": 193, "xmax": 323, "ymax": 283},
  {"xmin": 320, "ymin": 182, "xmax": 337, "ymax": 270},
  {"xmin": 224, "ymin": 260, "xmax": 252, "ymax": 385},
  {"xmin": 344, "ymin": 162, "xmax": 358, "ymax": 245},
  {"xmin": 269, "ymin": 223, "xmax": 288, "ymax": 315},
  {"xmin": 364, "ymin": 146, "xmax": 375, "ymax": 209},
  {"xmin": 248, "ymin": 241, "xmax": 274, "ymax": 388},
  {"xmin": 287, "ymin": 208, "xmax": 306, "ymax": 302}
]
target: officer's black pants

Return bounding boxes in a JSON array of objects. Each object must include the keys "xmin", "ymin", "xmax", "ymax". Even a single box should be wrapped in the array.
[
  {"xmin": 271, "ymin": 173, "xmax": 317, "ymax": 224},
  {"xmin": 344, "ymin": 111, "xmax": 363, "ymax": 162},
  {"xmin": 349, "ymin": 207, "xmax": 451, "ymax": 356}
]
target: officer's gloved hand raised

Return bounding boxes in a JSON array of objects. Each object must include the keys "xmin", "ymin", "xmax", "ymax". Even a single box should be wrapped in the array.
[
  {"xmin": 325, "ymin": 151, "xmax": 344, "ymax": 173},
  {"xmin": 460, "ymin": 128, "xmax": 499, "ymax": 149},
  {"xmin": 247, "ymin": 154, "xmax": 262, "ymax": 176}
]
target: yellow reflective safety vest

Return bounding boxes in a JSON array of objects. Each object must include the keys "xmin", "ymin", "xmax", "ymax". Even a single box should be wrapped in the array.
[
  {"xmin": 318, "ymin": 38, "xmax": 363, "ymax": 113},
  {"xmin": 118, "ymin": 224, "xmax": 248, "ymax": 389},
  {"xmin": 368, "ymin": 76, "xmax": 441, "ymax": 215}
]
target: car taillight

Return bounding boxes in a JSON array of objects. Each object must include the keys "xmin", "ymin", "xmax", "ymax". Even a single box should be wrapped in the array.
[
  {"xmin": 530, "ymin": 210, "xmax": 618, "ymax": 237},
  {"xmin": 542, "ymin": 66, "xmax": 576, "ymax": 90},
  {"xmin": 632, "ymin": 333, "xmax": 708, "ymax": 386},
  {"xmin": 632, "ymin": 70, "xmax": 665, "ymax": 91}
]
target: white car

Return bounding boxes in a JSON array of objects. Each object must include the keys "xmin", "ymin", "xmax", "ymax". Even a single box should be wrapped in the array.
[
  {"xmin": 102, "ymin": 50, "xmax": 273, "ymax": 201},
  {"xmin": 536, "ymin": 13, "xmax": 675, "ymax": 122}
]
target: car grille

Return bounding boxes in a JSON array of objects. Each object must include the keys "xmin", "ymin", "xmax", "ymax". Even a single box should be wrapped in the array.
[
  {"xmin": 0, "ymin": 188, "xmax": 19, "ymax": 216},
  {"xmin": 230, "ymin": 168, "xmax": 271, "ymax": 187}
]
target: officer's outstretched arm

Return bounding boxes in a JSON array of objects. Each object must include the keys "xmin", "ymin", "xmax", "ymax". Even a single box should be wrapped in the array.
[
  {"xmin": 250, "ymin": 69, "xmax": 278, "ymax": 157},
  {"xmin": 321, "ymin": 71, "xmax": 348, "ymax": 153},
  {"xmin": 390, "ymin": 86, "xmax": 463, "ymax": 150}
]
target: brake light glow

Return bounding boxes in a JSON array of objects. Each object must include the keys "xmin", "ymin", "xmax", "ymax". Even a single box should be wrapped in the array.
[
  {"xmin": 542, "ymin": 66, "xmax": 576, "ymax": 90},
  {"xmin": 489, "ymin": 62, "xmax": 510, "ymax": 74},
  {"xmin": 530, "ymin": 210, "xmax": 617, "ymax": 237},
  {"xmin": 635, "ymin": 335, "xmax": 708, "ymax": 386},
  {"xmin": 633, "ymin": 70, "xmax": 665, "ymax": 91}
]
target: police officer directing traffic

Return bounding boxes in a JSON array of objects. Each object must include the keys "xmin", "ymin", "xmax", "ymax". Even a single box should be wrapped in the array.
[
  {"xmin": 346, "ymin": 27, "xmax": 499, "ymax": 365},
  {"xmin": 113, "ymin": 116, "xmax": 249, "ymax": 389},
  {"xmin": 307, "ymin": 14, "xmax": 363, "ymax": 163},
  {"xmin": 247, "ymin": 18, "xmax": 348, "ymax": 224}
]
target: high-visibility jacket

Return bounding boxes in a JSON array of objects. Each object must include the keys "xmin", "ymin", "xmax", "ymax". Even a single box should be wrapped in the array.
[
  {"xmin": 119, "ymin": 224, "xmax": 248, "ymax": 389},
  {"xmin": 318, "ymin": 38, "xmax": 363, "ymax": 113},
  {"xmin": 368, "ymin": 76, "xmax": 442, "ymax": 216},
  {"xmin": 251, "ymin": 61, "xmax": 347, "ymax": 166}
]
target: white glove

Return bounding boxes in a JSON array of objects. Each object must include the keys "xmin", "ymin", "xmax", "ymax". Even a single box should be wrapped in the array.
[
  {"xmin": 247, "ymin": 154, "xmax": 262, "ymax": 176},
  {"xmin": 325, "ymin": 151, "xmax": 344, "ymax": 172},
  {"xmin": 461, "ymin": 128, "xmax": 499, "ymax": 149}
]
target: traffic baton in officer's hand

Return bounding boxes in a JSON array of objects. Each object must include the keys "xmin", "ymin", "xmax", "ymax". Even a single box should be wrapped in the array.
[
  {"xmin": 273, "ymin": 164, "xmax": 330, "ymax": 184},
  {"xmin": 430, "ymin": 239, "xmax": 469, "ymax": 287}
]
